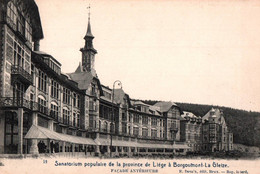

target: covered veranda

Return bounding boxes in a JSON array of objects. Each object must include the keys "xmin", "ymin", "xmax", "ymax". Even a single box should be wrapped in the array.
[{"xmin": 24, "ymin": 125, "xmax": 97, "ymax": 157}]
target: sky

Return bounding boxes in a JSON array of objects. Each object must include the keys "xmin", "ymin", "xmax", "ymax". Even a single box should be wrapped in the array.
[{"xmin": 35, "ymin": 0, "xmax": 260, "ymax": 112}]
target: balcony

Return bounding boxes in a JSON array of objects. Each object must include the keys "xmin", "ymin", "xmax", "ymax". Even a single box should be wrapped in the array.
[
  {"xmin": 11, "ymin": 65, "xmax": 33, "ymax": 87},
  {"xmin": 49, "ymin": 111, "xmax": 60, "ymax": 121},
  {"xmin": 0, "ymin": 97, "xmax": 32, "ymax": 110},
  {"xmin": 61, "ymin": 118, "xmax": 69, "ymax": 125}
]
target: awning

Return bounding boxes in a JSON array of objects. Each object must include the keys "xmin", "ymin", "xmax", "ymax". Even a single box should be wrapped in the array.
[
  {"xmin": 113, "ymin": 140, "xmax": 138, "ymax": 147},
  {"xmin": 137, "ymin": 143, "xmax": 172, "ymax": 149},
  {"xmin": 94, "ymin": 138, "xmax": 111, "ymax": 146},
  {"xmin": 94, "ymin": 138, "xmax": 138, "ymax": 147},
  {"xmin": 173, "ymin": 144, "xmax": 190, "ymax": 149},
  {"xmin": 25, "ymin": 125, "xmax": 96, "ymax": 145},
  {"xmin": 24, "ymin": 125, "xmax": 62, "ymax": 141},
  {"xmin": 25, "ymin": 125, "xmax": 190, "ymax": 149}
]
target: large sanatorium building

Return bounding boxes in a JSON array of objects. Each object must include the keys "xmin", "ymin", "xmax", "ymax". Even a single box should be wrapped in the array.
[{"xmin": 0, "ymin": 0, "xmax": 233, "ymax": 157}]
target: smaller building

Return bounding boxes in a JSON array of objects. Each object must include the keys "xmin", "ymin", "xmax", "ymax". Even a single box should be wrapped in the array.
[
  {"xmin": 202, "ymin": 108, "xmax": 233, "ymax": 152},
  {"xmin": 180, "ymin": 111, "xmax": 202, "ymax": 152}
]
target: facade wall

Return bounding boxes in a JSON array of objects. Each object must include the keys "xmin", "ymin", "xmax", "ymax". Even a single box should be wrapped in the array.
[{"xmin": 201, "ymin": 109, "xmax": 233, "ymax": 152}]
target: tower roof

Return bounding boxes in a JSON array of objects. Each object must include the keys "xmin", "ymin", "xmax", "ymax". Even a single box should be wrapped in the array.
[{"xmin": 85, "ymin": 19, "xmax": 94, "ymax": 38}]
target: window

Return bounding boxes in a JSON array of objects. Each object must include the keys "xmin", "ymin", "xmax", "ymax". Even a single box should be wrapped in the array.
[
  {"xmin": 73, "ymin": 113, "xmax": 76, "ymax": 127},
  {"xmin": 89, "ymin": 100, "xmax": 96, "ymax": 111},
  {"xmin": 38, "ymin": 97, "xmax": 46, "ymax": 114},
  {"xmin": 122, "ymin": 112, "xmax": 127, "ymax": 121},
  {"xmin": 152, "ymin": 118, "xmax": 157, "ymax": 126},
  {"xmin": 38, "ymin": 70, "xmax": 47, "ymax": 92},
  {"xmin": 129, "ymin": 113, "xmax": 131, "ymax": 122},
  {"xmin": 89, "ymin": 116, "xmax": 96, "ymax": 128},
  {"xmin": 62, "ymin": 109, "xmax": 70, "ymax": 125},
  {"xmin": 50, "ymin": 104, "xmax": 59, "ymax": 119},
  {"xmin": 17, "ymin": 12, "xmax": 25, "ymax": 36},
  {"xmin": 77, "ymin": 95, "xmax": 80, "ymax": 108},
  {"xmin": 31, "ymin": 64, "xmax": 35, "ymax": 84},
  {"xmin": 142, "ymin": 116, "xmax": 148, "ymax": 125},
  {"xmin": 63, "ymin": 87, "xmax": 71, "ymax": 104},
  {"xmin": 25, "ymin": 20, "xmax": 32, "ymax": 42},
  {"xmin": 142, "ymin": 106, "xmax": 148, "ymax": 113},
  {"xmin": 91, "ymin": 84, "xmax": 96, "ymax": 96},
  {"xmin": 99, "ymin": 105, "xmax": 104, "ymax": 118},
  {"xmin": 104, "ymin": 122, "xmax": 108, "ymax": 132},
  {"xmin": 142, "ymin": 128, "xmax": 148, "ymax": 137},
  {"xmin": 51, "ymin": 80, "xmax": 59, "ymax": 99},
  {"xmin": 77, "ymin": 113, "xmax": 80, "ymax": 127},
  {"xmin": 73, "ymin": 93, "xmax": 76, "ymax": 107},
  {"xmin": 7, "ymin": 2, "xmax": 17, "ymax": 25},
  {"xmin": 133, "ymin": 127, "xmax": 139, "ymax": 136},
  {"xmin": 13, "ymin": 42, "xmax": 24, "ymax": 68},
  {"xmin": 151, "ymin": 129, "xmax": 157, "ymax": 138},
  {"xmin": 122, "ymin": 123, "xmax": 127, "ymax": 134},
  {"xmin": 110, "ymin": 123, "xmax": 114, "ymax": 133},
  {"xmin": 72, "ymin": 93, "xmax": 80, "ymax": 108},
  {"xmin": 171, "ymin": 121, "xmax": 176, "ymax": 129},
  {"xmin": 133, "ymin": 114, "xmax": 139, "ymax": 123}
]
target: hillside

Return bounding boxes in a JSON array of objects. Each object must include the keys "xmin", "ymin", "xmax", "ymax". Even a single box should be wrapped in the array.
[{"xmin": 138, "ymin": 100, "xmax": 260, "ymax": 147}]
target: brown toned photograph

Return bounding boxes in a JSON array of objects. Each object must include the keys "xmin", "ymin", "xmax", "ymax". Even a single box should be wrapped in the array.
[{"xmin": 0, "ymin": 0, "xmax": 259, "ymax": 174}]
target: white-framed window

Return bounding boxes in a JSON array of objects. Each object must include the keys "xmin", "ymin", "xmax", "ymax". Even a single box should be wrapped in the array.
[
  {"xmin": 51, "ymin": 80, "xmax": 59, "ymax": 99},
  {"xmin": 38, "ymin": 70, "xmax": 47, "ymax": 92}
]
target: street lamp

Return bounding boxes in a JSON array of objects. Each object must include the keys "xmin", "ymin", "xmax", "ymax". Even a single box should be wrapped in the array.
[{"xmin": 110, "ymin": 80, "xmax": 122, "ymax": 158}]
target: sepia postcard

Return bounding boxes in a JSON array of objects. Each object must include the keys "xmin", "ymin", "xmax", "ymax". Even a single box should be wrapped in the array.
[{"xmin": 0, "ymin": 0, "xmax": 259, "ymax": 174}]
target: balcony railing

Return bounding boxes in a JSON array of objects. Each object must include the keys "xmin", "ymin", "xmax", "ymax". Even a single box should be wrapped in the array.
[
  {"xmin": 0, "ymin": 97, "xmax": 84, "ymax": 128},
  {"xmin": 0, "ymin": 97, "xmax": 32, "ymax": 109},
  {"xmin": 11, "ymin": 65, "xmax": 33, "ymax": 85}
]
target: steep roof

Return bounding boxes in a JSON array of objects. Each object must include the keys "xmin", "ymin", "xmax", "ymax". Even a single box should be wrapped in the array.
[
  {"xmin": 202, "ymin": 108, "xmax": 226, "ymax": 124},
  {"xmin": 132, "ymin": 100, "xmax": 150, "ymax": 107},
  {"xmin": 75, "ymin": 62, "xmax": 83, "ymax": 73},
  {"xmin": 67, "ymin": 71, "xmax": 93, "ymax": 90},
  {"xmin": 149, "ymin": 105, "xmax": 161, "ymax": 116},
  {"xmin": 113, "ymin": 88, "xmax": 131, "ymax": 106},
  {"xmin": 153, "ymin": 101, "xmax": 178, "ymax": 112},
  {"xmin": 25, "ymin": 0, "xmax": 44, "ymax": 40},
  {"xmin": 85, "ymin": 19, "xmax": 94, "ymax": 38}
]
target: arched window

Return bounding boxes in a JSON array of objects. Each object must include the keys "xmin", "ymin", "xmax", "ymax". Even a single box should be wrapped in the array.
[
  {"xmin": 38, "ymin": 95, "xmax": 46, "ymax": 114},
  {"xmin": 104, "ymin": 122, "xmax": 108, "ymax": 132},
  {"xmin": 62, "ymin": 107, "xmax": 70, "ymax": 125},
  {"xmin": 50, "ymin": 101, "xmax": 58, "ymax": 119}
]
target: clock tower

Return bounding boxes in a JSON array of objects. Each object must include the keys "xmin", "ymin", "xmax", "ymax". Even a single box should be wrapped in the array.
[{"xmin": 80, "ymin": 9, "xmax": 97, "ymax": 75}]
